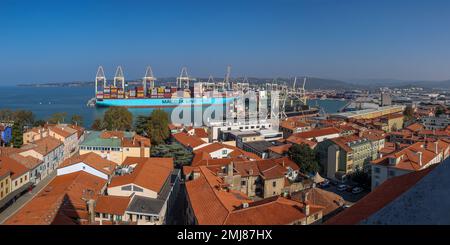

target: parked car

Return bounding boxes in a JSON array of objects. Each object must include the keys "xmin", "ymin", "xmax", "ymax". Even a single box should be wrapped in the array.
[
  {"xmin": 352, "ymin": 187, "xmax": 364, "ymax": 194},
  {"xmin": 319, "ymin": 179, "xmax": 330, "ymax": 188},
  {"xmin": 337, "ymin": 184, "xmax": 348, "ymax": 191}
]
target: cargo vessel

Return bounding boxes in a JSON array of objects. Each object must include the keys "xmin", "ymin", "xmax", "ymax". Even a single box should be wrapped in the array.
[{"xmin": 94, "ymin": 66, "xmax": 236, "ymax": 108}]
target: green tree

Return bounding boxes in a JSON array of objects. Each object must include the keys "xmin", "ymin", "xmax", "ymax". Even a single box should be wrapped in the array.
[
  {"xmin": 134, "ymin": 115, "xmax": 151, "ymax": 136},
  {"xmin": 71, "ymin": 114, "xmax": 84, "ymax": 126},
  {"xmin": 33, "ymin": 120, "xmax": 46, "ymax": 127},
  {"xmin": 11, "ymin": 123, "xmax": 23, "ymax": 148},
  {"xmin": 403, "ymin": 105, "xmax": 414, "ymax": 121},
  {"xmin": 151, "ymin": 142, "xmax": 193, "ymax": 167},
  {"xmin": 91, "ymin": 118, "xmax": 105, "ymax": 130},
  {"xmin": 147, "ymin": 109, "xmax": 170, "ymax": 145},
  {"xmin": 103, "ymin": 107, "xmax": 133, "ymax": 131},
  {"xmin": 435, "ymin": 107, "xmax": 445, "ymax": 117},
  {"xmin": 288, "ymin": 143, "xmax": 320, "ymax": 174},
  {"xmin": 48, "ymin": 112, "xmax": 67, "ymax": 124},
  {"xmin": 13, "ymin": 110, "xmax": 35, "ymax": 126}
]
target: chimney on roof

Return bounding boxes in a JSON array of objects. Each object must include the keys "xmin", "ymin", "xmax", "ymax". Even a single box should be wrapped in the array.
[
  {"xmin": 242, "ymin": 202, "xmax": 249, "ymax": 209},
  {"xmin": 302, "ymin": 202, "xmax": 310, "ymax": 216},
  {"xmin": 434, "ymin": 141, "xmax": 439, "ymax": 154},
  {"xmin": 417, "ymin": 151, "xmax": 423, "ymax": 166},
  {"xmin": 395, "ymin": 142, "xmax": 401, "ymax": 151},
  {"xmin": 227, "ymin": 162, "xmax": 234, "ymax": 177},
  {"xmin": 301, "ymin": 191, "xmax": 309, "ymax": 202},
  {"xmin": 86, "ymin": 199, "xmax": 96, "ymax": 224}
]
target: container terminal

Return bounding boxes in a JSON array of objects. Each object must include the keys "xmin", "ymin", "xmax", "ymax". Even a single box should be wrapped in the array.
[{"xmin": 90, "ymin": 65, "xmax": 319, "ymax": 119}]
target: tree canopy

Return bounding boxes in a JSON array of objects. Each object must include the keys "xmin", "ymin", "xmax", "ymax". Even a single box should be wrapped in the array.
[
  {"xmin": 102, "ymin": 107, "xmax": 133, "ymax": 131},
  {"xmin": 151, "ymin": 142, "xmax": 193, "ymax": 167},
  {"xmin": 48, "ymin": 112, "xmax": 67, "ymax": 124},
  {"xmin": 288, "ymin": 143, "xmax": 320, "ymax": 174},
  {"xmin": 147, "ymin": 110, "xmax": 170, "ymax": 145},
  {"xmin": 71, "ymin": 114, "xmax": 84, "ymax": 126}
]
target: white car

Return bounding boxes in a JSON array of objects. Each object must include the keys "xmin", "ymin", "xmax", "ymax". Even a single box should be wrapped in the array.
[
  {"xmin": 337, "ymin": 184, "xmax": 348, "ymax": 191},
  {"xmin": 352, "ymin": 187, "xmax": 364, "ymax": 194}
]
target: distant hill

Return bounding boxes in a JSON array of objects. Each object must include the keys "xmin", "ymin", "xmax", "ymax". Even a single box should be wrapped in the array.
[
  {"xmin": 16, "ymin": 77, "xmax": 360, "ymax": 90},
  {"xmin": 349, "ymin": 78, "xmax": 450, "ymax": 89}
]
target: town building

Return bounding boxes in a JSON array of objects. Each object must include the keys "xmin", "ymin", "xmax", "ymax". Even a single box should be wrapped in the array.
[
  {"xmin": 371, "ymin": 140, "xmax": 450, "ymax": 190},
  {"xmin": 17, "ymin": 136, "xmax": 64, "ymax": 183},
  {"xmin": 290, "ymin": 127, "xmax": 341, "ymax": 143},
  {"xmin": 330, "ymin": 105, "xmax": 405, "ymax": 120},
  {"xmin": 79, "ymin": 131, "xmax": 151, "ymax": 164},
  {"xmin": 420, "ymin": 114, "xmax": 450, "ymax": 130},
  {"xmin": 0, "ymin": 156, "xmax": 31, "ymax": 210},
  {"xmin": 317, "ymin": 134, "xmax": 381, "ymax": 181},
  {"xmin": 0, "ymin": 124, "xmax": 12, "ymax": 146},
  {"xmin": 97, "ymin": 157, "xmax": 181, "ymax": 225},
  {"xmin": 184, "ymin": 165, "xmax": 324, "ymax": 225},
  {"xmin": 5, "ymin": 168, "xmax": 109, "ymax": 224},
  {"xmin": 279, "ymin": 119, "xmax": 312, "ymax": 138}
]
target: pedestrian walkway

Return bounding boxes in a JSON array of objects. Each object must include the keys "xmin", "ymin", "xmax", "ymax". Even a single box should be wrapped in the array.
[{"xmin": 0, "ymin": 170, "xmax": 57, "ymax": 224}]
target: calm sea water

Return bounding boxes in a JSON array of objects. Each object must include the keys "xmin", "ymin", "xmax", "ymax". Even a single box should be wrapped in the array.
[{"xmin": 0, "ymin": 86, "xmax": 347, "ymax": 128}]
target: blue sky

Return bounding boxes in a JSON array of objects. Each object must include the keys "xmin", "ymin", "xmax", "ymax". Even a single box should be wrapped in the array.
[{"xmin": 1, "ymin": 0, "xmax": 450, "ymax": 84}]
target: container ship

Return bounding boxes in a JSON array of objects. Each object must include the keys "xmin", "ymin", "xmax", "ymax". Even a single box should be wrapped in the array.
[{"xmin": 93, "ymin": 66, "xmax": 236, "ymax": 108}]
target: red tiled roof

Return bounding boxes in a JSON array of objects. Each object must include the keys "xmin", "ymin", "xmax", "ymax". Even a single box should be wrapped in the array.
[
  {"xmin": 21, "ymin": 136, "xmax": 63, "ymax": 156},
  {"xmin": 325, "ymin": 166, "xmax": 435, "ymax": 225},
  {"xmin": 59, "ymin": 152, "xmax": 117, "ymax": 176},
  {"xmin": 5, "ymin": 171, "xmax": 107, "ymax": 225},
  {"xmin": 94, "ymin": 195, "xmax": 131, "ymax": 215},
  {"xmin": 268, "ymin": 144, "xmax": 292, "ymax": 155},
  {"xmin": 0, "ymin": 156, "xmax": 29, "ymax": 180},
  {"xmin": 293, "ymin": 127, "xmax": 341, "ymax": 139},
  {"xmin": 109, "ymin": 157, "xmax": 173, "ymax": 193},
  {"xmin": 185, "ymin": 165, "xmax": 324, "ymax": 225},
  {"xmin": 286, "ymin": 135, "xmax": 318, "ymax": 148},
  {"xmin": 173, "ymin": 132, "xmax": 206, "ymax": 148}
]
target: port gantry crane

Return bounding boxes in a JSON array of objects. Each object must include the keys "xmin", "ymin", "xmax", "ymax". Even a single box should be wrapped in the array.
[
  {"xmin": 95, "ymin": 66, "xmax": 106, "ymax": 96},
  {"xmin": 113, "ymin": 66, "xmax": 125, "ymax": 90},
  {"xmin": 291, "ymin": 76, "xmax": 308, "ymax": 106},
  {"xmin": 224, "ymin": 65, "xmax": 232, "ymax": 91},
  {"xmin": 177, "ymin": 67, "xmax": 191, "ymax": 89},
  {"xmin": 143, "ymin": 66, "xmax": 156, "ymax": 96}
]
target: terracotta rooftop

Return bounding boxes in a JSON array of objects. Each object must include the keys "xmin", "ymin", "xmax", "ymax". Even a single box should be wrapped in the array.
[
  {"xmin": 293, "ymin": 127, "xmax": 341, "ymax": 139},
  {"xmin": 59, "ymin": 152, "xmax": 117, "ymax": 176},
  {"xmin": 185, "ymin": 166, "xmax": 324, "ymax": 225},
  {"xmin": 268, "ymin": 144, "xmax": 292, "ymax": 155},
  {"xmin": 0, "ymin": 156, "xmax": 29, "ymax": 180},
  {"xmin": 94, "ymin": 195, "xmax": 131, "ymax": 215},
  {"xmin": 5, "ymin": 171, "xmax": 107, "ymax": 225},
  {"xmin": 21, "ymin": 136, "xmax": 63, "ymax": 156},
  {"xmin": 109, "ymin": 157, "xmax": 173, "ymax": 193},
  {"xmin": 173, "ymin": 132, "xmax": 206, "ymax": 148}
]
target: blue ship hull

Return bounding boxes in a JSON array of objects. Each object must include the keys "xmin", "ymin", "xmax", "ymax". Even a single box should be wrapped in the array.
[{"xmin": 96, "ymin": 97, "xmax": 235, "ymax": 108}]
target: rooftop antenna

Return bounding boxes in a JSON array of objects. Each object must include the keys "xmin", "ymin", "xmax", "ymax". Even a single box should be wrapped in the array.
[
  {"xmin": 143, "ymin": 66, "xmax": 156, "ymax": 95},
  {"xmin": 177, "ymin": 67, "xmax": 190, "ymax": 89},
  {"xmin": 95, "ymin": 66, "xmax": 106, "ymax": 95},
  {"xmin": 113, "ymin": 66, "xmax": 125, "ymax": 90}
]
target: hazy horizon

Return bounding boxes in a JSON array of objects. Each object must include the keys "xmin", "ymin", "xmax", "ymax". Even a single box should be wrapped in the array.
[{"xmin": 2, "ymin": 0, "xmax": 450, "ymax": 84}]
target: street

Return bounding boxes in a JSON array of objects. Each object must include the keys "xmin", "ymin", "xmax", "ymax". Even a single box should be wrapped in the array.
[
  {"xmin": 0, "ymin": 171, "xmax": 57, "ymax": 224},
  {"xmin": 320, "ymin": 184, "xmax": 369, "ymax": 205}
]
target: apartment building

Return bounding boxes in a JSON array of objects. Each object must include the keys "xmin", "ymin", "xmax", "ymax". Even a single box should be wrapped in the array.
[
  {"xmin": 317, "ymin": 134, "xmax": 380, "ymax": 181},
  {"xmin": 184, "ymin": 165, "xmax": 324, "ymax": 225},
  {"xmin": 95, "ymin": 157, "xmax": 180, "ymax": 225},
  {"xmin": 79, "ymin": 131, "xmax": 151, "ymax": 164},
  {"xmin": 371, "ymin": 140, "xmax": 450, "ymax": 190}
]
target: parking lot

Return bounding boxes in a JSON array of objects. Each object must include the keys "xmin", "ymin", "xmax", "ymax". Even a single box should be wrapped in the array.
[{"xmin": 319, "ymin": 182, "xmax": 370, "ymax": 204}]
